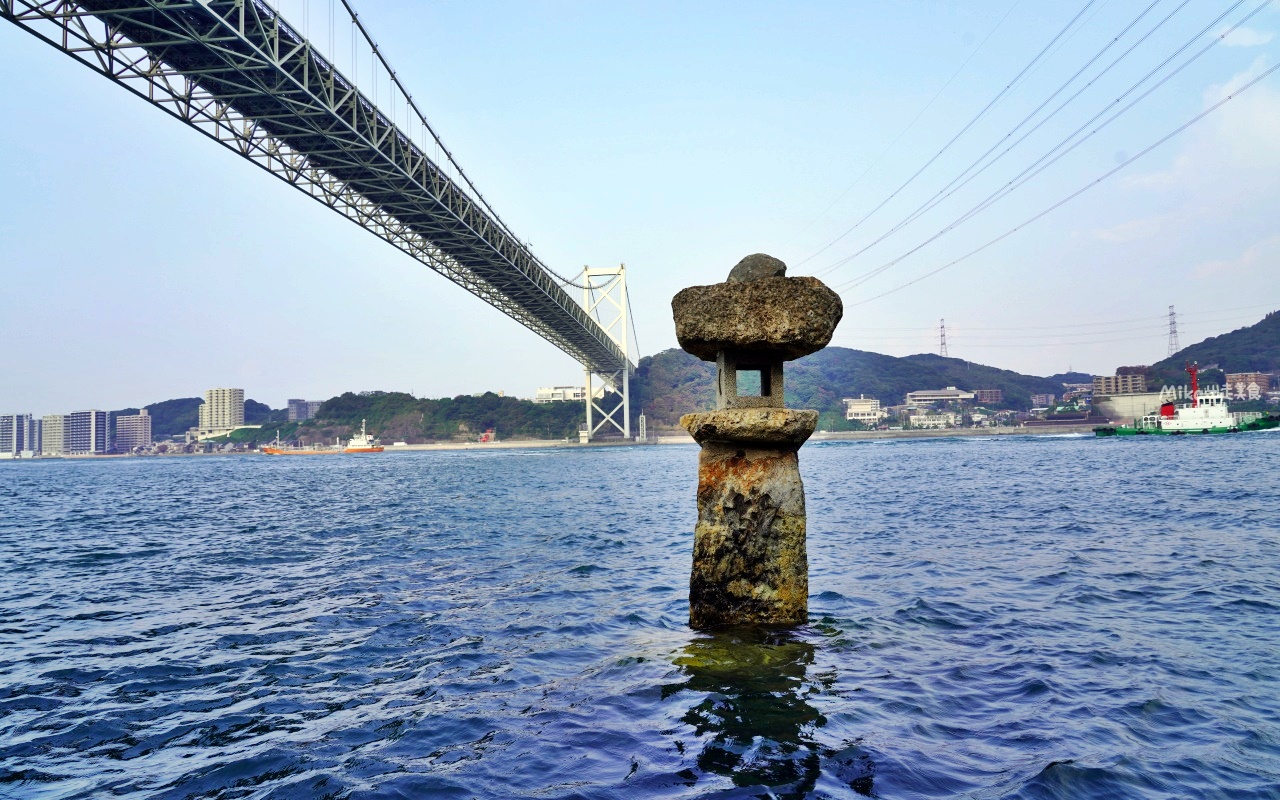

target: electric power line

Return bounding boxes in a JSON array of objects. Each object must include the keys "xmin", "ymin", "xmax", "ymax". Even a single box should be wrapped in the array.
[
  {"xmin": 841, "ymin": 57, "xmax": 1280, "ymax": 307},
  {"xmin": 813, "ymin": 0, "xmax": 1182, "ymax": 280},
  {"xmin": 834, "ymin": 0, "xmax": 1265, "ymax": 293},
  {"xmin": 787, "ymin": 0, "xmax": 1023, "ymax": 261},
  {"xmin": 795, "ymin": 1, "xmax": 1098, "ymax": 267}
]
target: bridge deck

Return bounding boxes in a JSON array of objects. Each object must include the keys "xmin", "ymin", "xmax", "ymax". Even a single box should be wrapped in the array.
[{"xmin": 3, "ymin": 0, "xmax": 629, "ymax": 375}]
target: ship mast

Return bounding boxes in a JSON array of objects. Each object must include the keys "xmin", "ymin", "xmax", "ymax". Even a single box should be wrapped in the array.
[{"xmin": 1186, "ymin": 362, "xmax": 1199, "ymax": 408}]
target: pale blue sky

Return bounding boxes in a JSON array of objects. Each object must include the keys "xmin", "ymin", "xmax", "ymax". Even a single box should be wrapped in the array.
[{"xmin": 2, "ymin": 1, "xmax": 1277, "ymax": 413}]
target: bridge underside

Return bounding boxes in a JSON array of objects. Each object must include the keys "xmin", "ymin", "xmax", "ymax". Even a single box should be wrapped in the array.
[{"xmin": 3, "ymin": 0, "xmax": 630, "ymax": 376}]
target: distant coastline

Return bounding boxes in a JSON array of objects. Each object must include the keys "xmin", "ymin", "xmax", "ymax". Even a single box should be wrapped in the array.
[{"xmin": 3, "ymin": 424, "xmax": 1102, "ymax": 462}]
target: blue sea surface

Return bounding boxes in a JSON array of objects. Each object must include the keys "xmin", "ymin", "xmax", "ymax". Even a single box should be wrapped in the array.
[{"xmin": 2, "ymin": 433, "xmax": 1279, "ymax": 799}]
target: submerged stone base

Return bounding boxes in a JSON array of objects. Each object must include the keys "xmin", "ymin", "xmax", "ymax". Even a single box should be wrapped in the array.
[{"xmin": 682, "ymin": 410, "xmax": 815, "ymax": 629}]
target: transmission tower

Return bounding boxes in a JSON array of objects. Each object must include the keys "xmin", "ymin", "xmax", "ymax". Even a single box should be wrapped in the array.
[
  {"xmin": 1167, "ymin": 305, "xmax": 1180, "ymax": 357},
  {"xmin": 939, "ymin": 318, "xmax": 949, "ymax": 358}
]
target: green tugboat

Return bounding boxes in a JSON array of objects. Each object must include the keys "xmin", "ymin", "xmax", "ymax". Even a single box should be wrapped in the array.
[{"xmin": 1094, "ymin": 362, "xmax": 1280, "ymax": 437}]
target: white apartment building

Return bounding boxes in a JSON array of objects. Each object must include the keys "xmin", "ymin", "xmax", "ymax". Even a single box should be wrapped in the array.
[
  {"xmin": 908, "ymin": 411, "xmax": 959, "ymax": 429},
  {"xmin": 198, "ymin": 387, "xmax": 245, "ymax": 434},
  {"xmin": 905, "ymin": 387, "xmax": 975, "ymax": 406},
  {"xmin": 115, "ymin": 409, "xmax": 153, "ymax": 452},
  {"xmin": 534, "ymin": 386, "xmax": 588, "ymax": 404},
  {"xmin": 0, "ymin": 413, "xmax": 39, "ymax": 456},
  {"xmin": 42, "ymin": 414, "xmax": 68, "ymax": 456},
  {"xmin": 842, "ymin": 395, "xmax": 885, "ymax": 424}
]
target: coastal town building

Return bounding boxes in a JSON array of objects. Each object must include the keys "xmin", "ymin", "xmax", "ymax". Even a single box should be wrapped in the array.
[
  {"xmin": 198, "ymin": 387, "xmax": 245, "ymax": 432},
  {"xmin": 1061, "ymin": 383, "xmax": 1093, "ymax": 404},
  {"xmin": 1032, "ymin": 393, "xmax": 1056, "ymax": 407},
  {"xmin": 42, "ymin": 414, "xmax": 67, "ymax": 456},
  {"xmin": 842, "ymin": 395, "xmax": 885, "ymax": 425},
  {"xmin": 287, "ymin": 399, "xmax": 324, "ymax": 421},
  {"xmin": 973, "ymin": 389, "xmax": 1003, "ymax": 404},
  {"xmin": 1093, "ymin": 373, "xmax": 1147, "ymax": 395},
  {"xmin": 534, "ymin": 386, "xmax": 587, "ymax": 404},
  {"xmin": 0, "ymin": 413, "xmax": 39, "ymax": 457},
  {"xmin": 114, "ymin": 409, "xmax": 152, "ymax": 452},
  {"xmin": 908, "ymin": 412, "xmax": 958, "ymax": 429},
  {"xmin": 1224, "ymin": 372, "xmax": 1271, "ymax": 401},
  {"xmin": 68, "ymin": 410, "xmax": 107, "ymax": 455},
  {"xmin": 191, "ymin": 387, "xmax": 252, "ymax": 440},
  {"xmin": 905, "ymin": 387, "xmax": 975, "ymax": 406}
]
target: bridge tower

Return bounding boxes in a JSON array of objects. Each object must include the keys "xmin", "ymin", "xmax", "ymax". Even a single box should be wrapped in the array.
[{"xmin": 580, "ymin": 265, "xmax": 633, "ymax": 441}]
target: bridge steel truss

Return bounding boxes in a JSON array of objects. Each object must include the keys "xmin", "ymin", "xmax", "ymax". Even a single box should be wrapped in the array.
[{"xmin": 2, "ymin": 0, "xmax": 632, "ymax": 378}]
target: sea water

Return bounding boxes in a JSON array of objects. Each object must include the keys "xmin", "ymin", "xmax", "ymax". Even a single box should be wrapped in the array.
[{"xmin": 1, "ymin": 433, "xmax": 1278, "ymax": 799}]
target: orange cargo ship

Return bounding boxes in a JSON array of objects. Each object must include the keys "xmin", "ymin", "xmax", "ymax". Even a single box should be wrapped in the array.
[{"xmin": 262, "ymin": 419, "xmax": 384, "ymax": 455}]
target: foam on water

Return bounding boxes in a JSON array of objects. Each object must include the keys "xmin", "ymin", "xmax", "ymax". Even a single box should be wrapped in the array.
[{"xmin": 2, "ymin": 435, "xmax": 1279, "ymax": 798}]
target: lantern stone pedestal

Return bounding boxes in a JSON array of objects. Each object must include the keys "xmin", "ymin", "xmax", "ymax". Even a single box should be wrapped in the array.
[{"xmin": 672, "ymin": 254, "xmax": 842, "ymax": 629}]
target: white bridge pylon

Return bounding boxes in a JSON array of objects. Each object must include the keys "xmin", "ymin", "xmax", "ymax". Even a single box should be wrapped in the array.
[{"xmin": 581, "ymin": 265, "xmax": 633, "ymax": 441}]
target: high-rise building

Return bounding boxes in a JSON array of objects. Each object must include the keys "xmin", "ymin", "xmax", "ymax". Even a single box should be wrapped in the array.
[
  {"xmin": 68, "ymin": 410, "xmax": 108, "ymax": 455},
  {"xmin": 973, "ymin": 389, "xmax": 1003, "ymax": 404},
  {"xmin": 1, "ymin": 413, "xmax": 38, "ymax": 456},
  {"xmin": 286, "ymin": 398, "xmax": 325, "ymax": 421},
  {"xmin": 42, "ymin": 414, "xmax": 68, "ymax": 456},
  {"xmin": 115, "ymin": 409, "xmax": 152, "ymax": 452},
  {"xmin": 1092, "ymin": 374, "xmax": 1147, "ymax": 395},
  {"xmin": 198, "ymin": 388, "xmax": 245, "ymax": 433},
  {"xmin": 1225, "ymin": 372, "xmax": 1271, "ymax": 401}
]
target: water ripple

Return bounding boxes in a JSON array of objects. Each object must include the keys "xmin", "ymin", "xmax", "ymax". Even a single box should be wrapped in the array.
[{"xmin": 2, "ymin": 434, "xmax": 1279, "ymax": 798}]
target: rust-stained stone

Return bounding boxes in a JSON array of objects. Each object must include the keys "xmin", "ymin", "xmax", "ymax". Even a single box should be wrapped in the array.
[
  {"xmin": 689, "ymin": 442, "xmax": 808, "ymax": 628},
  {"xmin": 672, "ymin": 276, "xmax": 843, "ymax": 362},
  {"xmin": 674, "ymin": 253, "xmax": 838, "ymax": 630},
  {"xmin": 680, "ymin": 409, "xmax": 817, "ymax": 448}
]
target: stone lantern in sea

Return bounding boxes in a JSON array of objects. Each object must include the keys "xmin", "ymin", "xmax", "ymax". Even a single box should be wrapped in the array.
[{"xmin": 671, "ymin": 254, "xmax": 843, "ymax": 629}]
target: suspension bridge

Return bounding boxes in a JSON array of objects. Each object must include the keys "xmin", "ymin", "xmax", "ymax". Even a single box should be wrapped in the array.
[{"xmin": 1, "ymin": 0, "xmax": 635, "ymax": 439}]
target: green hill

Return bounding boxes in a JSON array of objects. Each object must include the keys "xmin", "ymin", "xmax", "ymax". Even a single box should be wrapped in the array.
[
  {"xmin": 110, "ymin": 397, "xmax": 284, "ymax": 440},
  {"xmin": 304, "ymin": 391, "xmax": 588, "ymax": 443},
  {"xmin": 631, "ymin": 347, "xmax": 1070, "ymax": 428},
  {"xmin": 1147, "ymin": 310, "xmax": 1280, "ymax": 387},
  {"xmin": 110, "ymin": 397, "xmax": 201, "ymax": 439}
]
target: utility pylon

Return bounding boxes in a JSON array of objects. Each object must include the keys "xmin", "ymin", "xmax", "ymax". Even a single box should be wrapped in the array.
[
  {"xmin": 939, "ymin": 318, "xmax": 949, "ymax": 358},
  {"xmin": 581, "ymin": 264, "xmax": 632, "ymax": 441},
  {"xmin": 1167, "ymin": 305, "xmax": 1180, "ymax": 357}
]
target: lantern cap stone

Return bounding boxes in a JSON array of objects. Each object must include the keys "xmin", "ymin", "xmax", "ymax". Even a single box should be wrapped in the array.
[{"xmin": 671, "ymin": 268, "xmax": 843, "ymax": 363}]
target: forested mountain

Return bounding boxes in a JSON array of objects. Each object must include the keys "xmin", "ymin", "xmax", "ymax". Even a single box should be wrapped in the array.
[
  {"xmin": 311, "ymin": 391, "xmax": 587, "ymax": 443},
  {"xmin": 1147, "ymin": 311, "xmax": 1280, "ymax": 387},
  {"xmin": 110, "ymin": 397, "xmax": 201, "ymax": 439},
  {"xmin": 122, "ymin": 313, "xmax": 1278, "ymax": 443},
  {"xmin": 631, "ymin": 347, "xmax": 1071, "ymax": 428}
]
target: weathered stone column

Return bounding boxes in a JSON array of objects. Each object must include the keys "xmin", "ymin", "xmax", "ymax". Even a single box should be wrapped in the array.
[{"xmin": 672, "ymin": 254, "xmax": 842, "ymax": 629}]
